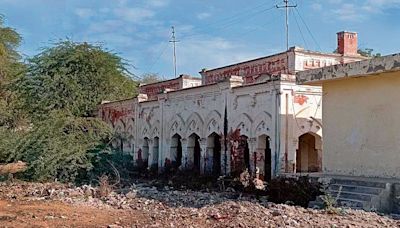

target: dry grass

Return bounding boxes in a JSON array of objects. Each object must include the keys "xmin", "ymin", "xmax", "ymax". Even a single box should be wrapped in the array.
[{"xmin": 0, "ymin": 161, "xmax": 27, "ymax": 175}]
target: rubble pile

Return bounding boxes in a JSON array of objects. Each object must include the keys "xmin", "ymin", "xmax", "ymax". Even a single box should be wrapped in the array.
[{"xmin": 0, "ymin": 181, "xmax": 399, "ymax": 227}]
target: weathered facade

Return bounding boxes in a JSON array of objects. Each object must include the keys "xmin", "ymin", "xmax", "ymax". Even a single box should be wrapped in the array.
[
  {"xmin": 99, "ymin": 31, "xmax": 366, "ymax": 179},
  {"xmin": 297, "ymin": 53, "xmax": 400, "ymax": 178},
  {"xmin": 139, "ymin": 75, "xmax": 201, "ymax": 101}
]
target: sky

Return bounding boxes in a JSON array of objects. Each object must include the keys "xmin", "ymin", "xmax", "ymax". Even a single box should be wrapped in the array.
[{"xmin": 0, "ymin": 0, "xmax": 399, "ymax": 79}]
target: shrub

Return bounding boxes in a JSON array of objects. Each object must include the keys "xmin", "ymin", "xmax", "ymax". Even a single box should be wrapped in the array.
[
  {"xmin": 267, "ymin": 176, "xmax": 322, "ymax": 207},
  {"xmin": 7, "ymin": 112, "xmax": 112, "ymax": 182}
]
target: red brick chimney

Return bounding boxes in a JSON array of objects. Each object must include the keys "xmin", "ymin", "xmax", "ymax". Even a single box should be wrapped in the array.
[{"xmin": 337, "ymin": 31, "xmax": 358, "ymax": 56}]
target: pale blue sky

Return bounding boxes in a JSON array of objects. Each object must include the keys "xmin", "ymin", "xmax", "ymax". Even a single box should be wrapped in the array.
[{"xmin": 1, "ymin": 0, "xmax": 399, "ymax": 79}]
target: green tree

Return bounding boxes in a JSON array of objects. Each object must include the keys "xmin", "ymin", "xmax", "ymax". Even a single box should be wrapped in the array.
[
  {"xmin": 3, "ymin": 40, "xmax": 140, "ymax": 182},
  {"xmin": 333, "ymin": 48, "xmax": 382, "ymax": 58},
  {"xmin": 17, "ymin": 40, "xmax": 138, "ymax": 121},
  {"xmin": 357, "ymin": 48, "xmax": 381, "ymax": 58},
  {"xmin": 0, "ymin": 15, "xmax": 26, "ymax": 128},
  {"xmin": 7, "ymin": 111, "xmax": 112, "ymax": 182},
  {"xmin": 140, "ymin": 72, "xmax": 162, "ymax": 84}
]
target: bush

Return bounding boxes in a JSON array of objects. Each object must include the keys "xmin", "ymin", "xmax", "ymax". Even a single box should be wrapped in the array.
[
  {"xmin": 78, "ymin": 147, "xmax": 135, "ymax": 186},
  {"xmin": 7, "ymin": 112, "xmax": 112, "ymax": 182},
  {"xmin": 267, "ymin": 176, "xmax": 322, "ymax": 207}
]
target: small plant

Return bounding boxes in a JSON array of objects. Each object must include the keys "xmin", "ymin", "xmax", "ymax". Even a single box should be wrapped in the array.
[
  {"xmin": 97, "ymin": 161, "xmax": 120, "ymax": 198},
  {"xmin": 320, "ymin": 179, "xmax": 342, "ymax": 214},
  {"xmin": 98, "ymin": 174, "xmax": 112, "ymax": 198}
]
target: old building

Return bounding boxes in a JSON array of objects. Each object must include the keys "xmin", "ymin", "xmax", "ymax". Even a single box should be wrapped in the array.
[
  {"xmin": 297, "ymin": 53, "xmax": 400, "ymax": 179},
  {"xmin": 99, "ymin": 31, "xmax": 366, "ymax": 179}
]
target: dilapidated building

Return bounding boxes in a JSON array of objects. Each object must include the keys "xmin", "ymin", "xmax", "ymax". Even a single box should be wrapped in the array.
[{"xmin": 99, "ymin": 31, "xmax": 366, "ymax": 179}]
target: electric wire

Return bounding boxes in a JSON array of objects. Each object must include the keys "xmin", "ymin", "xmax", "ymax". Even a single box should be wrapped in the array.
[
  {"xmin": 144, "ymin": 41, "xmax": 169, "ymax": 74},
  {"xmin": 294, "ymin": 7, "xmax": 322, "ymax": 52},
  {"xmin": 291, "ymin": 8, "xmax": 308, "ymax": 50},
  {"xmin": 182, "ymin": 5, "xmax": 276, "ymax": 40},
  {"xmin": 141, "ymin": 2, "xmax": 276, "ymax": 76},
  {"xmin": 183, "ymin": 2, "xmax": 274, "ymax": 34},
  {"xmin": 144, "ymin": 3, "xmax": 277, "ymax": 75}
]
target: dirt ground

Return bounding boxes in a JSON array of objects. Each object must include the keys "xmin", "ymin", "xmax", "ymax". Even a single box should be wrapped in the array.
[
  {"xmin": 0, "ymin": 181, "xmax": 399, "ymax": 228},
  {"xmin": 0, "ymin": 199, "xmax": 148, "ymax": 228}
]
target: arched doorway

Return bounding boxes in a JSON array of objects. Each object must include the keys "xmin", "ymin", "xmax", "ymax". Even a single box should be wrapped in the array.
[
  {"xmin": 207, "ymin": 133, "xmax": 221, "ymax": 176},
  {"xmin": 151, "ymin": 137, "xmax": 159, "ymax": 170},
  {"xmin": 170, "ymin": 134, "xmax": 182, "ymax": 168},
  {"xmin": 142, "ymin": 137, "xmax": 149, "ymax": 169},
  {"xmin": 188, "ymin": 133, "xmax": 201, "ymax": 173},
  {"xmin": 296, "ymin": 133, "xmax": 322, "ymax": 172},
  {"xmin": 232, "ymin": 135, "xmax": 250, "ymax": 175},
  {"xmin": 242, "ymin": 135, "xmax": 250, "ymax": 172},
  {"xmin": 257, "ymin": 135, "xmax": 272, "ymax": 181}
]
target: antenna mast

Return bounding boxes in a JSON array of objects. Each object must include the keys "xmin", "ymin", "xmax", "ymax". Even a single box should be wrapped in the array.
[
  {"xmin": 169, "ymin": 26, "xmax": 179, "ymax": 78},
  {"xmin": 276, "ymin": 0, "xmax": 297, "ymax": 51}
]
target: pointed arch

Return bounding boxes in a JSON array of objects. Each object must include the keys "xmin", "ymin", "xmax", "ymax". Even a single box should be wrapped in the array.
[
  {"xmin": 126, "ymin": 118, "xmax": 135, "ymax": 138},
  {"xmin": 294, "ymin": 117, "xmax": 323, "ymax": 139},
  {"xmin": 203, "ymin": 110, "xmax": 222, "ymax": 137},
  {"xmin": 185, "ymin": 112, "xmax": 204, "ymax": 138},
  {"xmin": 151, "ymin": 120, "xmax": 161, "ymax": 138},
  {"xmin": 169, "ymin": 114, "xmax": 186, "ymax": 137},
  {"xmin": 231, "ymin": 113, "xmax": 253, "ymax": 137},
  {"xmin": 114, "ymin": 119, "xmax": 126, "ymax": 132},
  {"xmin": 252, "ymin": 111, "xmax": 273, "ymax": 138},
  {"xmin": 141, "ymin": 121, "xmax": 151, "ymax": 139}
]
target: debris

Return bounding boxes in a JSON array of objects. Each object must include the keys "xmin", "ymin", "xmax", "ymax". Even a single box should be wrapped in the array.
[{"xmin": 0, "ymin": 181, "xmax": 398, "ymax": 227}]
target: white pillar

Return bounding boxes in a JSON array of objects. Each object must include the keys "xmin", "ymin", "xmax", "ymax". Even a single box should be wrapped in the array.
[
  {"xmin": 181, "ymin": 138, "xmax": 189, "ymax": 170},
  {"xmin": 248, "ymin": 137, "xmax": 257, "ymax": 176},
  {"xmin": 147, "ymin": 139, "xmax": 154, "ymax": 168},
  {"xmin": 199, "ymin": 138, "xmax": 207, "ymax": 175}
]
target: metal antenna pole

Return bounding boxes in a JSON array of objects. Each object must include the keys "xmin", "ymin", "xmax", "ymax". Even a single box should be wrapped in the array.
[
  {"xmin": 276, "ymin": 0, "xmax": 297, "ymax": 51},
  {"xmin": 169, "ymin": 26, "xmax": 179, "ymax": 78}
]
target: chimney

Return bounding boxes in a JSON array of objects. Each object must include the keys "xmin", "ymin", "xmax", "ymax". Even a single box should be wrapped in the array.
[{"xmin": 337, "ymin": 31, "xmax": 358, "ymax": 56}]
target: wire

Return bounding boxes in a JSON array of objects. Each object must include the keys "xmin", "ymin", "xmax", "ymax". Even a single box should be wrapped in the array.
[
  {"xmin": 188, "ymin": 2, "xmax": 273, "ymax": 32},
  {"xmin": 291, "ymin": 8, "xmax": 308, "ymax": 50},
  {"xmin": 294, "ymin": 7, "xmax": 322, "ymax": 52},
  {"xmin": 141, "ymin": 2, "xmax": 277, "ymax": 74},
  {"xmin": 182, "ymin": 5, "xmax": 276, "ymax": 40},
  {"xmin": 226, "ymin": 12, "xmax": 279, "ymax": 39},
  {"xmin": 204, "ymin": 2, "xmax": 272, "ymax": 27},
  {"xmin": 144, "ymin": 41, "xmax": 169, "ymax": 74}
]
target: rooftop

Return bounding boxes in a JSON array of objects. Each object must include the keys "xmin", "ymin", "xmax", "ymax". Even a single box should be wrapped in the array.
[
  {"xmin": 199, "ymin": 46, "xmax": 362, "ymax": 74},
  {"xmin": 139, "ymin": 74, "xmax": 201, "ymax": 87},
  {"xmin": 296, "ymin": 53, "xmax": 400, "ymax": 85}
]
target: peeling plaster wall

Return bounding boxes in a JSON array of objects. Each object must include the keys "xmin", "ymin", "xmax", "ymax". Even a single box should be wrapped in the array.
[
  {"xmin": 139, "ymin": 76, "xmax": 201, "ymax": 101},
  {"xmin": 323, "ymin": 71, "xmax": 400, "ymax": 178},
  {"xmin": 99, "ymin": 99, "xmax": 136, "ymax": 155},
  {"xmin": 230, "ymin": 82, "xmax": 278, "ymax": 177},
  {"xmin": 280, "ymin": 82, "xmax": 323, "ymax": 173},
  {"xmin": 98, "ymin": 76, "xmax": 323, "ymax": 178}
]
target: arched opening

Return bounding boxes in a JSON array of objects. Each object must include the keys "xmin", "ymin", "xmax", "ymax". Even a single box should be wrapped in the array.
[
  {"xmin": 256, "ymin": 135, "xmax": 272, "ymax": 181},
  {"xmin": 151, "ymin": 137, "xmax": 159, "ymax": 170},
  {"xmin": 242, "ymin": 135, "xmax": 250, "ymax": 172},
  {"xmin": 142, "ymin": 137, "xmax": 149, "ymax": 169},
  {"xmin": 188, "ymin": 133, "xmax": 201, "ymax": 173},
  {"xmin": 296, "ymin": 133, "xmax": 322, "ymax": 173},
  {"xmin": 207, "ymin": 133, "xmax": 221, "ymax": 176},
  {"xmin": 128, "ymin": 136, "xmax": 135, "ymax": 154},
  {"xmin": 170, "ymin": 134, "xmax": 182, "ymax": 168}
]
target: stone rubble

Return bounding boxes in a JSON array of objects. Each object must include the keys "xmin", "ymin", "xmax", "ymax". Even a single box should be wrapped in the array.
[{"xmin": 0, "ymin": 181, "xmax": 399, "ymax": 227}]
